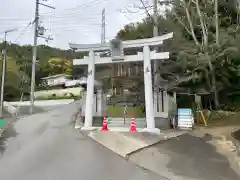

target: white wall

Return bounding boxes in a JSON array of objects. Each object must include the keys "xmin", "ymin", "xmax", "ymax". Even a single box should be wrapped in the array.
[
  {"xmin": 3, "ymin": 101, "xmax": 17, "ymax": 114},
  {"xmin": 46, "ymin": 76, "xmax": 67, "ymax": 86},
  {"xmin": 153, "ymin": 90, "xmax": 169, "ymax": 118},
  {"xmin": 8, "ymin": 99, "xmax": 74, "ymax": 107},
  {"xmin": 34, "ymin": 87, "xmax": 83, "ymax": 98}
]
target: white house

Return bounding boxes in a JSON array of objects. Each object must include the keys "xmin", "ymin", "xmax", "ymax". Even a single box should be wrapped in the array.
[
  {"xmin": 41, "ymin": 74, "xmax": 72, "ymax": 87},
  {"xmin": 35, "ymin": 74, "xmax": 81, "ymax": 98},
  {"xmin": 35, "ymin": 74, "xmax": 103, "ymax": 98}
]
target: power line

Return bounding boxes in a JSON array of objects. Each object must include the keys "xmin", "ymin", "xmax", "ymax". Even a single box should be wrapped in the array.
[
  {"xmin": 41, "ymin": 0, "xmax": 110, "ymax": 16},
  {"xmin": 41, "ymin": 11, "xmax": 101, "ymax": 19},
  {"xmin": 0, "ymin": 0, "xmax": 108, "ymax": 35},
  {"xmin": 43, "ymin": 17, "xmax": 100, "ymax": 24},
  {"xmin": 13, "ymin": 21, "xmax": 34, "ymax": 43},
  {"xmin": 0, "ymin": 17, "xmax": 31, "ymax": 21},
  {"xmin": 51, "ymin": 27, "xmax": 101, "ymax": 32},
  {"xmin": 42, "ymin": 14, "xmax": 100, "ymax": 20},
  {"xmin": 60, "ymin": 0, "xmax": 107, "ymax": 12},
  {"xmin": 41, "ymin": 0, "xmax": 98, "ymax": 15},
  {"xmin": 0, "ymin": 13, "xmax": 99, "ymax": 22},
  {"xmin": 0, "ymin": 0, "xmax": 110, "ymax": 22},
  {"xmin": 49, "ymin": 22, "xmax": 102, "ymax": 27}
]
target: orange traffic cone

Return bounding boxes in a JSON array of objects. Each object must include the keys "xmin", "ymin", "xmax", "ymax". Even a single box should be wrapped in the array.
[
  {"xmin": 101, "ymin": 116, "xmax": 108, "ymax": 131},
  {"xmin": 129, "ymin": 113, "xmax": 137, "ymax": 132}
]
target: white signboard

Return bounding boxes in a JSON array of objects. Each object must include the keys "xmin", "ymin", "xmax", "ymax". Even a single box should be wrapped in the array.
[{"xmin": 178, "ymin": 108, "xmax": 194, "ymax": 130}]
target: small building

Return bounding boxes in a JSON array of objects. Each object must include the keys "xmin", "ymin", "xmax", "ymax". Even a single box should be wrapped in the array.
[
  {"xmin": 36, "ymin": 74, "xmax": 82, "ymax": 98},
  {"xmin": 35, "ymin": 74, "xmax": 103, "ymax": 99},
  {"xmin": 41, "ymin": 74, "xmax": 72, "ymax": 89}
]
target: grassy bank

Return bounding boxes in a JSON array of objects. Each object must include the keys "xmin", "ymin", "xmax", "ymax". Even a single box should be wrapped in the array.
[{"xmin": 106, "ymin": 106, "xmax": 145, "ymax": 118}]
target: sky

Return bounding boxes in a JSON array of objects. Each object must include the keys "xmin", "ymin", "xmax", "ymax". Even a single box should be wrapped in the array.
[{"xmin": 0, "ymin": 0, "xmax": 147, "ymax": 49}]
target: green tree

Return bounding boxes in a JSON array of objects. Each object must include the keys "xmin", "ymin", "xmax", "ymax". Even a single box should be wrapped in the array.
[
  {"xmin": 116, "ymin": 0, "xmax": 240, "ymax": 109},
  {"xmin": 0, "ymin": 56, "xmax": 29, "ymax": 100},
  {"xmin": 47, "ymin": 57, "xmax": 73, "ymax": 75}
]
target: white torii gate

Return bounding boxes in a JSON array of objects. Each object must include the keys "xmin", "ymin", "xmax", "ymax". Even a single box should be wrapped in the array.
[{"xmin": 69, "ymin": 32, "xmax": 173, "ymax": 133}]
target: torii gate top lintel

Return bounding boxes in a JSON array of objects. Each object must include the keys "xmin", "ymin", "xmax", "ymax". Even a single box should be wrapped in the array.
[{"xmin": 69, "ymin": 32, "xmax": 173, "ymax": 52}]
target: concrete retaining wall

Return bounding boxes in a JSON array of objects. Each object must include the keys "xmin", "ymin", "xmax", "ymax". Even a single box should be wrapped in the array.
[
  {"xmin": 34, "ymin": 87, "xmax": 83, "ymax": 98},
  {"xmin": 155, "ymin": 117, "xmax": 171, "ymax": 129},
  {"xmin": 8, "ymin": 99, "xmax": 75, "ymax": 107}
]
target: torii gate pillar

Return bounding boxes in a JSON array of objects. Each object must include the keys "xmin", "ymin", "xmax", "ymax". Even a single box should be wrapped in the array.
[
  {"xmin": 143, "ymin": 46, "xmax": 155, "ymax": 130},
  {"xmin": 83, "ymin": 50, "xmax": 95, "ymax": 128}
]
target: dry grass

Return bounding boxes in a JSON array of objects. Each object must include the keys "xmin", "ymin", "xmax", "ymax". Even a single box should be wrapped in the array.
[{"xmin": 202, "ymin": 111, "xmax": 240, "ymax": 127}]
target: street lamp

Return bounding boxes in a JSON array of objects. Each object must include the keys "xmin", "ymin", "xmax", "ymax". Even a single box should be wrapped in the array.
[{"xmin": 0, "ymin": 28, "xmax": 18, "ymax": 118}]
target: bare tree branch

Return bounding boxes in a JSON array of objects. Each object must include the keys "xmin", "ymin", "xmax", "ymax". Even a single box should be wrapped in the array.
[
  {"xmin": 173, "ymin": 14, "xmax": 193, "ymax": 35},
  {"xmin": 236, "ymin": 0, "xmax": 240, "ymax": 26},
  {"xmin": 195, "ymin": 0, "xmax": 208, "ymax": 48},
  {"xmin": 182, "ymin": 0, "xmax": 200, "ymax": 46},
  {"xmin": 215, "ymin": 0, "xmax": 220, "ymax": 46}
]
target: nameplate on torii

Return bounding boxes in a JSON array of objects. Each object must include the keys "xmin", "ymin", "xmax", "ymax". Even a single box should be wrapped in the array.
[
  {"xmin": 145, "ymin": 67, "xmax": 150, "ymax": 73},
  {"xmin": 88, "ymin": 70, "xmax": 92, "ymax": 76}
]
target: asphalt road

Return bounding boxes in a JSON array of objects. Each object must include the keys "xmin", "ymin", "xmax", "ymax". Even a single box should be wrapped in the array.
[
  {"xmin": 0, "ymin": 101, "xmax": 164, "ymax": 180},
  {"xmin": 3, "ymin": 105, "xmax": 60, "ymax": 119},
  {"xmin": 129, "ymin": 133, "xmax": 240, "ymax": 180}
]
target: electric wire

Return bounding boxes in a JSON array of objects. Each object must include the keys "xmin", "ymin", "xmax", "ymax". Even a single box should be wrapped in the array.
[
  {"xmin": 41, "ymin": 0, "xmax": 110, "ymax": 16},
  {"xmin": 13, "ymin": 21, "xmax": 34, "ymax": 43}
]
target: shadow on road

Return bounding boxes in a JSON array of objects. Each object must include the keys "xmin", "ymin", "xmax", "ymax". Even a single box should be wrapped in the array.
[
  {"xmin": 0, "ymin": 123, "xmax": 18, "ymax": 156},
  {"xmin": 156, "ymin": 134, "xmax": 240, "ymax": 180}
]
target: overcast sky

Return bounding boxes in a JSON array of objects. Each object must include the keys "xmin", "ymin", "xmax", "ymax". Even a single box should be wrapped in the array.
[{"xmin": 0, "ymin": 0, "xmax": 146, "ymax": 49}]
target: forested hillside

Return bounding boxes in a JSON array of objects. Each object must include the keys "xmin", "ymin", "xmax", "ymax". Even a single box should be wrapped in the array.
[
  {"xmin": 0, "ymin": 43, "xmax": 84, "ymax": 100},
  {"xmin": 116, "ymin": 0, "xmax": 240, "ymax": 110}
]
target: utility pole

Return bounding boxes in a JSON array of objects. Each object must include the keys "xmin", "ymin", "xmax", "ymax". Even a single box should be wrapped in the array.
[
  {"xmin": 153, "ymin": 0, "xmax": 159, "ymax": 87},
  {"xmin": 30, "ymin": 0, "xmax": 55, "ymax": 114},
  {"xmin": 0, "ymin": 28, "xmax": 18, "ymax": 118},
  {"xmin": 30, "ymin": 0, "xmax": 40, "ymax": 114},
  {"xmin": 101, "ymin": 8, "xmax": 106, "ymax": 44}
]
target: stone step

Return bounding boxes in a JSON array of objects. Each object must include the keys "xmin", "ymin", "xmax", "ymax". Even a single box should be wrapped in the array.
[
  {"xmin": 107, "ymin": 119, "xmax": 146, "ymax": 128},
  {"xmin": 108, "ymin": 122, "xmax": 146, "ymax": 126},
  {"xmin": 107, "ymin": 122, "xmax": 146, "ymax": 127},
  {"xmin": 108, "ymin": 124, "xmax": 146, "ymax": 128},
  {"xmin": 107, "ymin": 117, "xmax": 145, "ymax": 121},
  {"xmin": 108, "ymin": 120, "xmax": 145, "ymax": 124}
]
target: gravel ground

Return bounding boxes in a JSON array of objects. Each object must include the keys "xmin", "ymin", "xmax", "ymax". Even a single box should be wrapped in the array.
[{"xmin": 232, "ymin": 129, "xmax": 240, "ymax": 141}]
